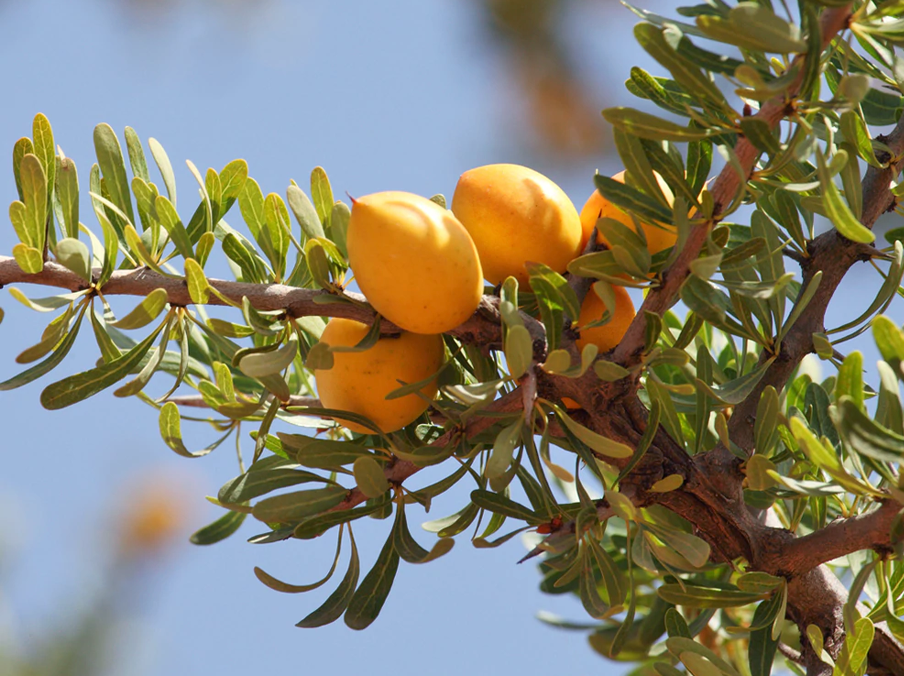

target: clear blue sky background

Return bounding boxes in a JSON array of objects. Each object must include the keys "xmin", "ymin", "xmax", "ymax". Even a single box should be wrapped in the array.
[{"xmin": 0, "ymin": 2, "xmax": 896, "ymax": 676}]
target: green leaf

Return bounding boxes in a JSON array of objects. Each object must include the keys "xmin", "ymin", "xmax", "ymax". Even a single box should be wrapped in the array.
[
  {"xmin": 834, "ymin": 617, "xmax": 874, "ymax": 676},
  {"xmin": 658, "ymin": 584, "xmax": 765, "ymax": 608},
  {"xmin": 158, "ymin": 401, "xmax": 216, "ymax": 458},
  {"xmin": 155, "ymin": 195, "xmax": 194, "ymax": 261},
  {"xmin": 293, "ymin": 504, "xmax": 380, "ymax": 540},
  {"xmin": 665, "ymin": 609, "xmax": 691, "ymax": 638},
  {"xmin": 680, "ymin": 652, "xmax": 724, "ymax": 676},
  {"xmin": 40, "ymin": 318, "xmax": 164, "ymax": 409},
  {"xmin": 737, "ymin": 572, "xmax": 784, "ymax": 594},
  {"xmin": 344, "ymin": 534, "xmax": 399, "ymax": 630},
  {"xmin": 667, "ymin": 637, "xmax": 742, "ymax": 676},
  {"xmin": 310, "ymin": 167, "xmax": 334, "ymax": 228},
  {"xmin": 470, "ymin": 489, "xmax": 539, "ymax": 523},
  {"xmin": 817, "ymin": 150, "xmax": 874, "ymax": 244},
  {"xmin": 352, "ymin": 456, "xmax": 389, "ymax": 499},
  {"xmin": 148, "ymin": 137, "xmax": 177, "ymax": 205},
  {"xmin": 254, "ymin": 537, "xmax": 341, "ymax": 593},
  {"xmin": 873, "ymin": 316, "xmax": 904, "ymax": 375},
  {"xmin": 123, "ymin": 126, "xmax": 150, "ymax": 183},
  {"xmin": 740, "ymin": 118, "xmax": 781, "ymax": 155},
  {"xmin": 184, "ymin": 258, "xmax": 210, "ymax": 304},
  {"xmin": 252, "ymin": 485, "xmax": 347, "ymax": 524},
  {"xmin": 279, "ymin": 435, "xmax": 372, "ymax": 470},
  {"xmin": 392, "ymin": 503, "xmax": 454, "ymax": 564},
  {"xmin": 697, "ymin": 3, "xmax": 806, "ymax": 53},
  {"xmin": 12, "ymin": 137, "xmax": 34, "ymax": 201},
  {"xmin": 238, "ymin": 338, "xmax": 298, "ymax": 378},
  {"xmin": 634, "ymin": 23, "xmax": 725, "ymax": 107},
  {"xmin": 603, "ymin": 107, "xmax": 717, "ymax": 142},
  {"xmin": 651, "ymin": 527, "xmax": 711, "ymax": 568},
  {"xmin": 504, "ymin": 324, "xmax": 532, "ymax": 379},
  {"xmin": 54, "ymin": 238, "xmax": 91, "ymax": 282},
  {"xmin": 287, "ymin": 184, "xmax": 324, "ymax": 241},
  {"xmin": 219, "ymin": 467, "xmax": 326, "ymax": 504},
  {"xmin": 56, "ymin": 155, "xmax": 80, "ymax": 239},
  {"xmin": 12, "ymin": 244, "xmax": 44, "ymax": 274},
  {"xmin": 189, "ymin": 510, "xmax": 246, "ymax": 545},
  {"xmin": 31, "ymin": 114, "xmax": 55, "ymax": 209},
  {"xmin": 296, "ymin": 531, "xmax": 360, "ymax": 628},
  {"xmin": 556, "ymin": 407, "xmax": 634, "ymax": 458},
  {"xmin": 754, "ymin": 386, "xmax": 780, "ymax": 457},
  {"xmin": 487, "ymin": 420, "xmax": 522, "ymax": 480},
  {"xmin": 20, "ymin": 153, "xmax": 47, "ymax": 252},
  {"xmin": 0, "ymin": 305, "xmax": 85, "ymax": 390},
  {"xmin": 94, "ymin": 123, "xmax": 135, "ymax": 224},
  {"xmin": 831, "ymin": 397, "xmax": 904, "ymax": 463},
  {"xmin": 526, "ymin": 261, "xmax": 581, "ymax": 319},
  {"xmin": 594, "ymin": 173, "xmax": 674, "ymax": 225},
  {"xmin": 836, "ymin": 352, "xmax": 865, "ymax": 411}
]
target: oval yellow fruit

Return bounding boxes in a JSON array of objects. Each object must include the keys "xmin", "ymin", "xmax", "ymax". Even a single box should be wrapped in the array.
[
  {"xmin": 575, "ymin": 284, "xmax": 636, "ymax": 353},
  {"xmin": 579, "ymin": 170, "xmax": 677, "ymax": 257},
  {"xmin": 451, "ymin": 163, "xmax": 582, "ymax": 286},
  {"xmin": 347, "ymin": 191, "xmax": 483, "ymax": 334},
  {"xmin": 313, "ymin": 318, "xmax": 444, "ymax": 434}
]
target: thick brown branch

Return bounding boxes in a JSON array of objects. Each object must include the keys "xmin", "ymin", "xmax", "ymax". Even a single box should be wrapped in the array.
[{"xmin": 773, "ymin": 500, "xmax": 901, "ymax": 577}]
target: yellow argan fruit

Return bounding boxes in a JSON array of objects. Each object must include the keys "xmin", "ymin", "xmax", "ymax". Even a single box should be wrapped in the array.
[
  {"xmin": 451, "ymin": 163, "xmax": 582, "ymax": 286},
  {"xmin": 575, "ymin": 284, "xmax": 636, "ymax": 353},
  {"xmin": 579, "ymin": 170, "xmax": 677, "ymax": 257},
  {"xmin": 313, "ymin": 318, "xmax": 444, "ymax": 434},
  {"xmin": 347, "ymin": 191, "xmax": 483, "ymax": 335}
]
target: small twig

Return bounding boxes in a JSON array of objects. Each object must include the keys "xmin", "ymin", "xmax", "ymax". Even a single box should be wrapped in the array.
[
  {"xmin": 327, "ymin": 387, "xmax": 525, "ymax": 513},
  {"xmin": 167, "ymin": 394, "xmax": 322, "ymax": 409}
]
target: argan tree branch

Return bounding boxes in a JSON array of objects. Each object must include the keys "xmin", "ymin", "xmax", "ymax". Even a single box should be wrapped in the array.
[
  {"xmin": 725, "ymin": 112, "xmax": 904, "ymax": 457},
  {"xmin": 612, "ymin": 4, "xmax": 854, "ymax": 369},
  {"xmin": 328, "ymin": 386, "xmax": 525, "ymax": 513},
  {"xmin": 772, "ymin": 500, "xmax": 901, "ymax": 577},
  {"xmin": 0, "ymin": 257, "xmax": 546, "ymax": 349}
]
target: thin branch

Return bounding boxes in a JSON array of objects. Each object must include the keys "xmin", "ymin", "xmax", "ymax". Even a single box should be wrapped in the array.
[
  {"xmin": 328, "ymin": 387, "xmax": 525, "ymax": 513},
  {"xmin": 167, "ymin": 394, "xmax": 322, "ymax": 409},
  {"xmin": 611, "ymin": 4, "xmax": 853, "ymax": 369},
  {"xmin": 0, "ymin": 257, "xmax": 546, "ymax": 349},
  {"xmin": 724, "ymin": 98, "xmax": 904, "ymax": 457}
]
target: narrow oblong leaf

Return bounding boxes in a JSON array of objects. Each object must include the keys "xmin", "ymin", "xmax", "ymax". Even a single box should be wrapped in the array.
[
  {"xmin": 296, "ymin": 532, "xmax": 360, "ymax": 628},
  {"xmin": 40, "ymin": 319, "xmax": 164, "ymax": 409},
  {"xmin": 189, "ymin": 510, "xmax": 247, "ymax": 545},
  {"xmin": 94, "ymin": 123, "xmax": 135, "ymax": 224},
  {"xmin": 344, "ymin": 534, "xmax": 400, "ymax": 630},
  {"xmin": 658, "ymin": 584, "xmax": 765, "ymax": 608},
  {"xmin": 252, "ymin": 485, "xmax": 348, "ymax": 524},
  {"xmin": 603, "ymin": 107, "xmax": 717, "ymax": 142},
  {"xmin": 556, "ymin": 407, "xmax": 634, "ymax": 458},
  {"xmin": 287, "ymin": 184, "xmax": 325, "ymax": 241}
]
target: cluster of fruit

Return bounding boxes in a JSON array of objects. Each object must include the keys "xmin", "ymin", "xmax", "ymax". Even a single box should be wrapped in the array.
[{"xmin": 313, "ymin": 164, "xmax": 678, "ymax": 434}]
